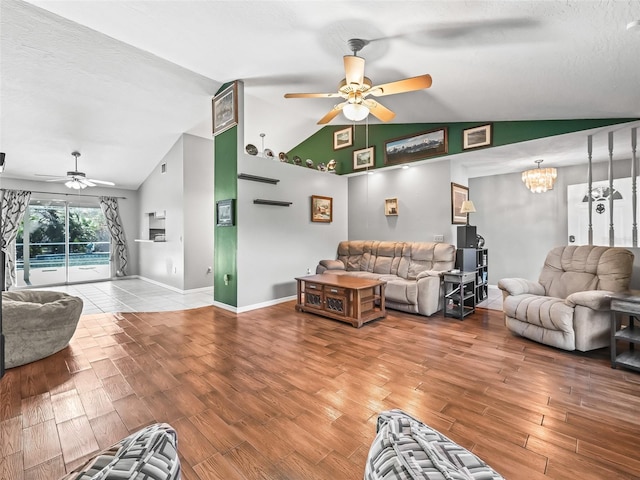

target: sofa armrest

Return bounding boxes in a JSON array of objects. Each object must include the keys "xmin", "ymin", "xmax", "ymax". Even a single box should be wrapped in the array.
[
  {"xmin": 498, "ymin": 278, "xmax": 545, "ymax": 296},
  {"xmin": 316, "ymin": 259, "xmax": 345, "ymax": 274},
  {"xmin": 565, "ymin": 290, "xmax": 614, "ymax": 310},
  {"xmin": 416, "ymin": 270, "xmax": 444, "ymax": 280}
]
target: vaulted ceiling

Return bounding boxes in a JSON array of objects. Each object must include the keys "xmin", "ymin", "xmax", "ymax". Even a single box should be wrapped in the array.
[{"xmin": 2, "ymin": 0, "xmax": 639, "ymax": 190}]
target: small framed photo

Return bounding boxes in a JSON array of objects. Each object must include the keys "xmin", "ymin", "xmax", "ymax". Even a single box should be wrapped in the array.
[
  {"xmin": 385, "ymin": 198, "xmax": 399, "ymax": 216},
  {"xmin": 216, "ymin": 199, "xmax": 235, "ymax": 226},
  {"xmin": 384, "ymin": 128, "xmax": 447, "ymax": 165},
  {"xmin": 333, "ymin": 126, "xmax": 353, "ymax": 150},
  {"xmin": 353, "ymin": 146, "xmax": 375, "ymax": 170},
  {"xmin": 462, "ymin": 123, "xmax": 492, "ymax": 150},
  {"xmin": 451, "ymin": 183, "xmax": 469, "ymax": 225},
  {"xmin": 212, "ymin": 82, "xmax": 238, "ymax": 136},
  {"xmin": 311, "ymin": 195, "xmax": 333, "ymax": 223}
]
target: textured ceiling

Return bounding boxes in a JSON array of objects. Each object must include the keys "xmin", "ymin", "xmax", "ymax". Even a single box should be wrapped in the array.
[{"xmin": 1, "ymin": 0, "xmax": 640, "ymax": 189}]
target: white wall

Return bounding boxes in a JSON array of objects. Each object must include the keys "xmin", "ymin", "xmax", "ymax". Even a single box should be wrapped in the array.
[
  {"xmin": 0, "ymin": 177, "xmax": 139, "ymax": 277},
  {"xmin": 137, "ymin": 133, "xmax": 215, "ymax": 292},
  {"xmin": 137, "ymin": 136, "xmax": 185, "ymax": 289},
  {"xmin": 183, "ymin": 134, "xmax": 214, "ymax": 290},
  {"xmin": 237, "ymin": 154, "xmax": 348, "ymax": 308},
  {"xmin": 347, "ymin": 159, "xmax": 454, "ymax": 244}
]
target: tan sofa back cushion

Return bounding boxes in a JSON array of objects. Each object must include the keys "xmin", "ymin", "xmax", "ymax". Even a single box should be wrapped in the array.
[
  {"xmin": 539, "ymin": 245, "xmax": 634, "ymax": 298},
  {"xmin": 336, "ymin": 240, "xmax": 455, "ymax": 279}
]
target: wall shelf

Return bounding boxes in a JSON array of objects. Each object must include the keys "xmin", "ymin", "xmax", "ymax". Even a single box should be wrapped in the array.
[
  {"xmin": 253, "ymin": 199, "xmax": 292, "ymax": 207},
  {"xmin": 238, "ymin": 173, "xmax": 279, "ymax": 184}
]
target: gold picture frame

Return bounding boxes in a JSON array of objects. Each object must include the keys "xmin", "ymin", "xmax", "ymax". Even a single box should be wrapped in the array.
[
  {"xmin": 212, "ymin": 82, "xmax": 238, "ymax": 136},
  {"xmin": 333, "ymin": 126, "xmax": 353, "ymax": 150},
  {"xmin": 451, "ymin": 183, "xmax": 469, "ymax": 225},
  {"xmin": 311, "ymin": 195, "xmax": 333, "ymax": 223},
  {"xmin": 385, "ymin": 198, "xmax": 399, "ymax": 216}
]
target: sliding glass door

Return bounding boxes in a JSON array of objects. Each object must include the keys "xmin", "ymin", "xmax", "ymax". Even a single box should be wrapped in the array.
[{"xmin": 16, "ymin": 198, "xmax": 110, "ymax": 287}]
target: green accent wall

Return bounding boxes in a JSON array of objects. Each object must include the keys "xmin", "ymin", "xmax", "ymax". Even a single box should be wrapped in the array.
[
  {"xmin": 287, "ymin": 118, "xmax": 639, "ymax": 175},
  {"xmin": 214, "ymin": 125, "xmax": 238, "ymax": 307}
]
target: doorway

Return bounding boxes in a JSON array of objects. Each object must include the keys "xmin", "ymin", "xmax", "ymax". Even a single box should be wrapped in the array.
[{"xmin": 16, "ymin": 198, "xmax": 111, "ymax": 287}]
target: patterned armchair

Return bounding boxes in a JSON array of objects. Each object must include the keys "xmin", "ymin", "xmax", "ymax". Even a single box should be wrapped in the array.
[{"xmin": 498, "ymin": 245, "xmax": 634, "ymax": 351}]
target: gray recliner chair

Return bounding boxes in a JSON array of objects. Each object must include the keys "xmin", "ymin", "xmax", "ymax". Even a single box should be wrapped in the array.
[{"xmin": 498, "ymin": 245, "xmax": 634, "ymax": 351}]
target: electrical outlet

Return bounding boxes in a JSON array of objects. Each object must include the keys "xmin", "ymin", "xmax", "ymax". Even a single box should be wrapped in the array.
[
  {"xmin": 434, "ymin": 234, "xmax": 444, "ymax": 242},
  {"xmin": 306, "ymin": 268, "xmax": 312, "ymax": 274}
]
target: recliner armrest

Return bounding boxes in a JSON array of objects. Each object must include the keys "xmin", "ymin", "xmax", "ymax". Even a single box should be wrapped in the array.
[
  {"xmin": 565, "ymin": 290, "xmax": 614, "ymax": 310},
  {"xmin": 498, "ymin": 278, "xmax": 545, "ymax": 296},
  {"xmin": 416, "ymin": 270, "xmax": 443, "ymax": 280}
]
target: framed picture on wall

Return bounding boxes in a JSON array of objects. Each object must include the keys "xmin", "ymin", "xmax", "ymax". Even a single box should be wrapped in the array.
[
  {"xmin": 451, "ymin": 183, "xmax": 469, "ymax": 225},
  {"xmin": 311, "ymin": 195, "xmax": 333, "ymax": 223},
  {"xmin": 333, "ymin": 126, "xmax": 353, "ymax": 150},
  {"xmin": 385, "ymin": 198, "xmax": 399, "ymax": 216},
  {"xmin": 212, "ymin": 82, "xmax": 238, "ymax": 135},
  {"xmin": 462, "ymin": 123, "xmax": 492, "ymax": 150},
  {"xmin": 353, "ymin": 146, "xmax": 375, "ymax": 170},
  {"xmin": 384, "ymin": 127, "xmax": 448, "ymax": 165},
  {"xmin": 216, "ymin": 199, "xmax": 235, "ymax": 226}
]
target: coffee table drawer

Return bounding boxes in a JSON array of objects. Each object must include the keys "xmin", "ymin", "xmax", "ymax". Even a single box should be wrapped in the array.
[{"xmin": 324, "ymin": 285, "xmax": 347, "ymax": 296}]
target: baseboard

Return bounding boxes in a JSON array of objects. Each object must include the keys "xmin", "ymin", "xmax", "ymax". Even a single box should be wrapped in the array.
[
  {"xmin": 213, "ymin": 295, "xmax": 297, "ymax": 314},
  {"xmin": 136, "ymin": 276, "xmax": 213, "ymax": 295}
]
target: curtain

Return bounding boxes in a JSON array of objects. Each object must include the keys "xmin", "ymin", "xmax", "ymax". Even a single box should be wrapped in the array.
[
  {"xmin": 0, "ymin": 189, "xmax": 31, "ymax": 290},
  {"xmin": 99, "ymin": 196, "xmax": 128, "ymax": 277}
]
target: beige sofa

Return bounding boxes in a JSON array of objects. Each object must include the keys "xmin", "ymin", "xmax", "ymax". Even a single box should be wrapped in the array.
[
  {"xmin": 316, "ymin": 240, "xmax": 456, "ymax": 316},
  {"xmin": 498, "ymin": 245, "xmax": 634, "ymax": 351}
]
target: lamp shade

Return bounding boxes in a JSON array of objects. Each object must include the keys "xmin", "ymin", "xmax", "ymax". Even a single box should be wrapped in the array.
[
  {"xmin": 343, "ymin": 103, "xmax": 369, "ymax": 122},
  {"xmin": 460, "ymin": 200, "xmax": 476, "ymax": 214}
]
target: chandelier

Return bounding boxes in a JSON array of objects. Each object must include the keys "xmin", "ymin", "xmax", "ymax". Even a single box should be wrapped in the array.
[{"xmin": 522, "ymin": 159, "xmax": 557, "ymax": 193}]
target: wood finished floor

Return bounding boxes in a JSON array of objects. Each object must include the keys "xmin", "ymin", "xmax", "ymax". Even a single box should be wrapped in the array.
[{"xmin": 2, "ymin": 302, "xmax": 640, "ymax": 480}]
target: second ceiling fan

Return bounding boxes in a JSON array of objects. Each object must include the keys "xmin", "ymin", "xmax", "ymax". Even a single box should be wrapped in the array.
[{"xmin": 284, "ymin": 38, "xmax": 432, "ymax": 125}]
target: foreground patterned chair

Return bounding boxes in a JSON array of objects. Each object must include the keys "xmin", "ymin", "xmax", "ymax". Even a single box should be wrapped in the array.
[
  {"xmin": 3, "ymin": 290, "xmax": 83, "ymax": 368},
  {"xmin": 499, "ymin": 245, "xmax": 634, "ymax": 351},
  {"xmin": 365, "ymin": 409, "xmax": 504, "ymax": 479},
  {"xmin": 60, "ymin": 423, "xmax": 180, "ymax": 480}
]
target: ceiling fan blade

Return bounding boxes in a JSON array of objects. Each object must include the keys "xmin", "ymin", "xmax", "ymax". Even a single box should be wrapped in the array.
[
  {"xmin": 367, "ymin": 74, "xmax": 433, "ymax": 97},
  {"xmin": 35, "ymin": 173, "xmax": 66, "ymax": 178},
  {"xmin": 364, "ymin": 100, "xmax": 396, "ymax": 122},
  {"xmin": 87, "ymin": 179, "xmax": 115, "ymax": 186},
  {"xmin": 344, "ymin": 55, "xmax": 365, "ymax": 86},
  {"xmin": 284, "ymin": 92, "xmax": 342, "ymax": 98},
  {"xmin": 317, "ymin": 103, "xmax": 347, "ymax": 125},
  {"xmin": 44, "ymin": 178, "xmax": 69, "ymax": 183},
  {"xmin": 80, "ymin": 179, "xmax": 97, "ymax": 187}
]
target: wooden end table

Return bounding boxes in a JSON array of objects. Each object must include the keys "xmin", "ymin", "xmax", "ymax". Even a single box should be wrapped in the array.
[{"xmin": 295, "ymin": 274, "xmax": 386, "ymax": 328}]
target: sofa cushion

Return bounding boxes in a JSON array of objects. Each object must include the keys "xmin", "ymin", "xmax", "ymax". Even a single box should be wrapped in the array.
[
  {"xmin": 60, "ymin": 423, "xmax": 180, "ymax": 480},
  {"xmin": 365, "ymin": 409, "xmax": 504, "ymax": 480}
]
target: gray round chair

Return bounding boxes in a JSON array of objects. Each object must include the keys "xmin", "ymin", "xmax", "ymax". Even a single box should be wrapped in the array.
[{"xmin": 3, "ymin": 290, "xmax": 83, "ymax": 368}]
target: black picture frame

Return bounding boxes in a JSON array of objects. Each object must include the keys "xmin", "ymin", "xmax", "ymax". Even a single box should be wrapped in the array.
[{"xmin": 216, "ymin": 199, "xmax": 235, "ymax": 227}]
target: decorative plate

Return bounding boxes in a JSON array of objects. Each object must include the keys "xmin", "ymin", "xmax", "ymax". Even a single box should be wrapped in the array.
[
  {"xmin": 327, "ymin": 159, "xmax": 337, "ymax": 172},
  {"xmin": 245, "ymin": 144, "xmax": 258, "ymax": 155},
  {"xmin": 264, "ymin": 148, "xmax": 274, "ymax": 158},
  {"xmin": 293, "ymin": 156, "xmax": 302, "ymax": 165},
  {"xmin": 278, "ymin": 152, "xmax": 289, "ymax": 162},
  {"xmin": 306, "ymin": 159, "xmax": 314, "ymax": 168},
  {"xmin": 317, "ymin": 162, "xmax": 327, "ymax": 172}
]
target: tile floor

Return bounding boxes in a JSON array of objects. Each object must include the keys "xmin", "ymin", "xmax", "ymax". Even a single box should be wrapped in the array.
[{"xmin": 44, "ymin": 277, "xmax": 214, "ymax": 315}]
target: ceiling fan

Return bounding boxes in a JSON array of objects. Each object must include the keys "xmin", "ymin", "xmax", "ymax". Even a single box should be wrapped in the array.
[
  {"xmin": 37, "ymin": 151, "xmax": 115, "ymax": 190},
  {"xmin": 284, "ymin": 38, "xmax": 432, "ymax": 125}
]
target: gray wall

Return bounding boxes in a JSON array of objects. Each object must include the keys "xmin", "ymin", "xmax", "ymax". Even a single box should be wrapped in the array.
[
  {"xmin": 237, "ymin": 154, "xmax": 348, "ymax": 309},
  {"xmin": 348, "ymin": 159, "xmax": 454, "ymax": 243},
  {"xmin": 0, "ymin": 177, "xmax": 139, "ymax": 278},
  {"xmin": 470, "ymin": 157, "xmax": 640, "ymax": 288},
  {"xmin": 137, "ymin": 133, "xmax": 214, "ymax": 291}
]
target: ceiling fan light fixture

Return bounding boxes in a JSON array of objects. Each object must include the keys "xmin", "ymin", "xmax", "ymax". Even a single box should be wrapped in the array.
[
  {"xmin": 343, "ymin": 103, "xmax": 370, "ymax": 122},
  {"xmin": 65, "ymin": 178, "xmax": 86, "ymax": 190}
]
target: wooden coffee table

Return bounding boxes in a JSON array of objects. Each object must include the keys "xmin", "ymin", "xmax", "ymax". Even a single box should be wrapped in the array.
[{"xmin": 295, "ymin": 273, "xmax": 386, "ymax": 328}]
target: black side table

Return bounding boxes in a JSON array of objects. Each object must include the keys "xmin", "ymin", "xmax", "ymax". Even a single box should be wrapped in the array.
[
  {"xmin": 610, "ymin": 293, "xmax": 640, "ymax": 372},
  {"xmin": 443, "ymin": 271, "xmax": 476, "ymax": 320}
]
